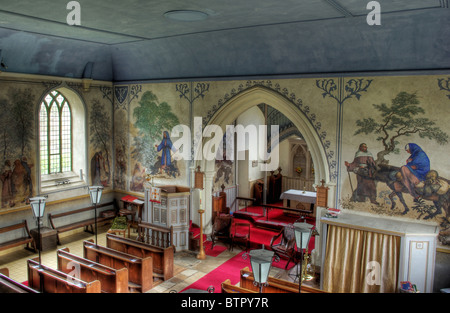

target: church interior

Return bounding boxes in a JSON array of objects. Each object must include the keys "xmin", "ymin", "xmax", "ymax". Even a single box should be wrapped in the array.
[{"xmin": 0, "ymin": 0, "xmax": 449, "ymax": 298}]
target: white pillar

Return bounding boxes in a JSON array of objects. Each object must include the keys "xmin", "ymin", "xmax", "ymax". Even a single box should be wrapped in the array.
[{"xmin": 203, "ymin": 170, "xmax": 215, "ymax": 234}]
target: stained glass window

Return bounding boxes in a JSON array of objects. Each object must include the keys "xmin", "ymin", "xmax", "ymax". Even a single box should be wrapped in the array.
[{"xmin": 39, "ymin": 91, "xmax": 72, "ymax": 174}]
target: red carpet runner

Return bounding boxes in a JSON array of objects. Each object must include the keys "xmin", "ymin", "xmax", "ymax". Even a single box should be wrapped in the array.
[{"xmin": 184, "ymin": 205, "xmax": 316, "ymax": 293}]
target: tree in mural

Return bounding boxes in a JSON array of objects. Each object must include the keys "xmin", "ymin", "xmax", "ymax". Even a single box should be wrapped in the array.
[
  {"xmin": 354, "ymin": 92, "xmax": 448, "ymax": 165},
  {"xmin": 90, "ymin": 99, "xmax": 112, "ymax": 186},
  {"xmin": 8, "ymin": 88, "xmax": 35, "ymax": 157},
  {"xmin": 114, "ymin": 112, "xmax": 127, "ymax": 190},
  {"xmin": 131, "ymin": 91, "xmax": 180, "ymax": 180},
  {"xmin": 349, "ymin": 91, "xmax": 450, "ymax": 222},
  {"xmin": 0, "ymin": 96, "xmax": 13, "ymax": 162}
]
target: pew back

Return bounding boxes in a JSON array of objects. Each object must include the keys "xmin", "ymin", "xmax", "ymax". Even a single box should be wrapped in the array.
[
  {"xmin": 82, "ymin": 240, "xmax": 153, "ymax": 293},
  {"xmin": 57, "ymin": 247, "xmax": 129, "ymax": 293},
  {"xmin": 27, "ymin": 258, "xmax": 101, "ymax": 293},
  {"xmin": 106, "ymin": 233, "xmax": 174, "ymax": 281},
  {"xmin": 221, "ymin": 279, "xmax": 256, "ymax": 294},
  {"xmin": 0, "ymin": 272, "xmax": 39, "ymax": 293}
]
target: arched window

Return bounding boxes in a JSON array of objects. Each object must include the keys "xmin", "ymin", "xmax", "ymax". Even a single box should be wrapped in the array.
[{"xmin": 39, "ymin": 91, "xmax": 72, "ymax": 174}]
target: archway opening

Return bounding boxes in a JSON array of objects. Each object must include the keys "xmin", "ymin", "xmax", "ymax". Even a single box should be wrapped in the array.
[{"xmin": 194, "ymin": 86, "xmax": 331, "ymax": 235}]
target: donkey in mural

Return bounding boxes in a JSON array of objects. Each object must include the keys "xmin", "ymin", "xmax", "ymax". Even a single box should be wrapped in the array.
[{"xmin": 366, "ymin": 163, "xmax": 450, "ymax": 220}]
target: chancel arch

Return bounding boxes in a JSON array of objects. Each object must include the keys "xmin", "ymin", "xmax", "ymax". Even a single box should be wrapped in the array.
[{"xmin": 195, "ymin": 85, "xmax": 332, "ymax": 235}]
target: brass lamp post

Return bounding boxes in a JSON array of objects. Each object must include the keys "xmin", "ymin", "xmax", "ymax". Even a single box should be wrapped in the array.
[
  {"xmin": 293, "ymin": 221, "xmax": 315, "ymax": 293},
  {"xmin": 195, "ymin": 166, "xmax": 206, "ymax": 260}
]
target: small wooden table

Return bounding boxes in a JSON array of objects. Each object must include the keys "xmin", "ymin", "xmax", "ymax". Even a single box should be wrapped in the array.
[
  {"xmin": 30, "ymin": 227, "xmax": 57, "ymax": 252},
  {"xmin": 120, "ymin": 196, "xmax": 144, "ymax": 230}
]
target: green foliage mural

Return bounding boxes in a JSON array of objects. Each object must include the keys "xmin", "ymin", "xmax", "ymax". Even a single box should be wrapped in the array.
[
  {"xmin": 131, "ymin": 91, "xmax": 180, "ymax": 183},
  {"xmin": 354, "ymin": 92, "xmax": 448, "ymax": 165},
  {"xmin": 0, "ymin": 87, "xmax": 35, "ymax": 208},
  {"xmin": 90, "ymin": 99, "xmax": 112, "ymax": 186}
]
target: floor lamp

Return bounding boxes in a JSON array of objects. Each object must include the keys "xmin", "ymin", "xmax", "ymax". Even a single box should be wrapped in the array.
[
  {"xmin": 30, "ymin": 196, "xmax": 46, "ymax": 292},
  {"xmin": 293, "ymin": 221, "xmax": 313, "ymax": 293},
  {"xmin": 89, "ymin": 186, "xmax": 103, "ymax": 245},
  {"xmin": 30, "ymin": 196, "xmax": 46, "ymax": 267}
]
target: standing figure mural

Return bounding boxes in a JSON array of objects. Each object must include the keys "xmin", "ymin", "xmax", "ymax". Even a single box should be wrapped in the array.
[
  {"xmin": 155, "ymin": 131, "xmax": 177, "ymax": 175},
  {"xmin": 345, "ymin": 143, "xmax": 379, "ymax": 205},
  {"xmin": 1, "ymin": 160, "xmax": 14, "ymax": 208}
]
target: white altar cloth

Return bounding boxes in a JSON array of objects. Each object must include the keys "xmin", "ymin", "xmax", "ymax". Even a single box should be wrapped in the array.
[{"xmin": 280, "ymin": 189, "xmax": 317, "ymax": 204}]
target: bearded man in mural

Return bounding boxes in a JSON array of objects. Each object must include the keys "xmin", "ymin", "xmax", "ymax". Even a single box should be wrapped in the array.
[{"xmin": 345, "ymin": 143, "xmax": 379, "ymax": 205}]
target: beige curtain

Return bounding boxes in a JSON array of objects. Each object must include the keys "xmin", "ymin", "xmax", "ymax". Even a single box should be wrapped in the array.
[{"xmin": 322, "ymin": 224, "xmax": 400, "ymax": 293}]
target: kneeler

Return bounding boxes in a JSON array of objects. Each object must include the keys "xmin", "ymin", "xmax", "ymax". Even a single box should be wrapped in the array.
[{"xmin": 108, "ymin": 216, "xmax": 130, "ymax": 238}]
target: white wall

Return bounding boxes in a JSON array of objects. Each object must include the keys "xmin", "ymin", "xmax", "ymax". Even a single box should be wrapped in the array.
[{"xmin": 236, "ymin": 106, "xmax": 265, "ymax": 197}]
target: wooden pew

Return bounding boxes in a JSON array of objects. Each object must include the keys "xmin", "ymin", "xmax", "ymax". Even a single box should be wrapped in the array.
[
  {"xmin": 56, "ymin": 247, "xmax": 129, "ymax": 293},
  {"xmin": 0, "ymin": 268, "xmax": 39, "ymax": 293},
  {"xmin": 49, "ymin": 201, "xmax": 116, "ymax": 245},
  {"xmin": 0, "ymin": 220, "xmax": 36, "ymax": 252},
  {"xmin": 221, "ymin": 279, "xmax": 256, "ymax": 293},
  {"xmin": 27, "ymin": 258, "xmax": 101, "ymax": 293},
  {"xmin": 239, "ymin": 267, "xmax": 326, "ymax": 293},
  {"xmin": 106, "ymin": 233, "xmax": 174, "ymax": 281},
  {"xmin": 82, "ymin": 240, "xmax": 153, "ymax": 293}
]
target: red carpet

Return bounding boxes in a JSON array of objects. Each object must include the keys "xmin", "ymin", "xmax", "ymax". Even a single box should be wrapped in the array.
[
  {"xmin": 204, "ymin": 240, "xmax": 227, "ymax": 257},
  {"xmin": 181, "ymin": 251, "xmax": 250, "ymax": 293},
  {"xmin": 183, "ymin": 206, "xmax": 315, "ymax": 293}
]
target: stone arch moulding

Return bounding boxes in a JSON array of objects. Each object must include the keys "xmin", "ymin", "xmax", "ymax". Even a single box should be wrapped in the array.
[{"xmin": 195, "ymin": 85, "xmax": 334, "ymax": 234}]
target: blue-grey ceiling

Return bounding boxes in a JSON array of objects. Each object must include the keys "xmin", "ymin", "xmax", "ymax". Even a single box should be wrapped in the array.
[{"xmin": 0, "ymin": 0, "xmax": 449, "ymax": 82}]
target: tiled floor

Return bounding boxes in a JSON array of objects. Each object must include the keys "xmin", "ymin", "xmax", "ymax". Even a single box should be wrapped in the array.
[{"xmin": 0, "ymin": 224, "xmax": 318, "ymax": 293}]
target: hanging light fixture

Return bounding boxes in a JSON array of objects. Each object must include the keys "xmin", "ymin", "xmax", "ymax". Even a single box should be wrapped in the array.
[
  {"xmin": 248, "ymin": 247, "xmax": 274, "ymax": 293},
  {"xmin": 30, "ymin": 196, "xmax": 46, "ymax": 267},
  {"xmin": 88, "ymin": 186, "xmax": 103, "ymax": 244}
]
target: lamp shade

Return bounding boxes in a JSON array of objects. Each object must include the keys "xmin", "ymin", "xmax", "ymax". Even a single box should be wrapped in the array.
[
  {"xmin": 249, "ymin": 248, "xmax": 274, "ymax": 285},
  {"xmin": 293, "ymin": 222, "xmax": 313, "ymax": 250},
  {"xmin": 89, "ymin": 186, "xmax": 103, "ymax": 204},
  {"xmin": 30, "ymin": 197, "xmax": 46, "ymax": 218}
]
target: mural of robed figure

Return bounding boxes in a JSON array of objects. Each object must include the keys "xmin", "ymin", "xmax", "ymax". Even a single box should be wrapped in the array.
[
  {"xmin": 155, "ymin": 131, "xmax": 177, "ymax": 174},
  {"xmin": 400, "ymin": 143, "xmax": 430, "ymax": 201},
  {"xmin": 345, "ymin": 143, "xmax": 379, "ymax": 205}
]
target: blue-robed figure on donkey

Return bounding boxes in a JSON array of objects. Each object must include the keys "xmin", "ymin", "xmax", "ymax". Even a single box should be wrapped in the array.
[
  {"xmin": 155, "ymin": 131, "xmax": 177, "ymax": 174},
  {"xmin": 400, "ymin": 143, "xmax": 430, "ymax": 201}
]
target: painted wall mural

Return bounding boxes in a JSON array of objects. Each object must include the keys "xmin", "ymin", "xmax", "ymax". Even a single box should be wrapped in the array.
[
  {"xmin": 127, "ymin": 90, "xmax": 183, "ymax": 192},
  {"xmin": 0, "ymin": 87, "xmax": 35, "ymax": 208},
  {"xmin": 340, "ymin": 78, "xmax": 450, "ymax": 249},
  {"xmin": 90, "ymin": 98, "xmax": 112, "ymax": 187}
]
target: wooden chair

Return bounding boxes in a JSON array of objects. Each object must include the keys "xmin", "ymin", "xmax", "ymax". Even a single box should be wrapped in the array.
[
  {"xmin": 269, "ymin": 224, "xmax": 298, "ymax": 269},
  {"xmin": 212, "ymin": 186, "xmax": 230, "ymax": 224},
  {"xmin": 231, "ymin": 222, "xmax": 251, "ymax": 252},
  {"xmin": 210, "ymin": 215, "xmax": 232, "ymax": 250}
]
